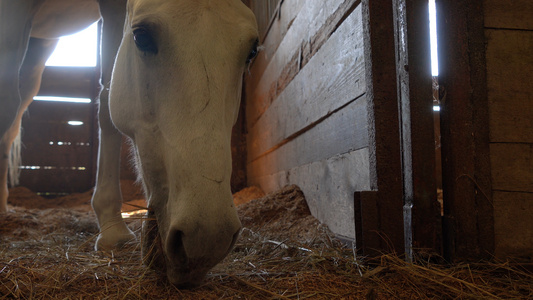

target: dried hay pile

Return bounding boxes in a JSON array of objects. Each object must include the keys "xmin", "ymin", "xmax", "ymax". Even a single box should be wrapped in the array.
[{"xmin": 1, "ymin": 184, "xmax": 532, "ymax": 299}]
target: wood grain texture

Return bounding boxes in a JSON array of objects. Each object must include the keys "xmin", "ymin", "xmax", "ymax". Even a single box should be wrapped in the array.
[
  {"xmin": 247, "ymin": 96, "xmax": 368, "ymax": 180},
  {"xmin": 246, "ymin": 0, "xmax": 358, "ymax": 128},
  {"xmin": 486, "ymin": 29, "xmax": 533, "ymax": 143},
  {"xmin": 484, "ymin": 0, "xmax": 533, "ymax": 30},
  {"xmin": 249, "ymin": 148, "xmax": 371, "ymax": 239},
  {"xmin": 248, "ymin": 5, "xmax": 365, "ymax": 162},
  {"xmin": 20, "ymin": 100, "xmax": 95, "ymax": 193}
]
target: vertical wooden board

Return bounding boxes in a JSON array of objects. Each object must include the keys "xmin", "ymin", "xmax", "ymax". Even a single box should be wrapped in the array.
[
  {"xmin": 490, "ymin": 143, "xmax": 533, "ymax": 193},
  {"xmin": 360, "ymin": 0, "xmax": 405, "ymax": 254},
  {"xmin": 483, "ymin": 0, "xmax": 533, "ymax": 30},
  {"xmin": 248, "ymin": 5, "xmax": 365, "ymax": 160},
  {"xmin": 493, "ymin": 192, "xmax": 533, "ymax": 259},
  {"xmin": 486, "ymin": 29, "xmax": 533, "ymax": 143},
  {"xmin": 437, "ymin": 0, "xmax": 494, "ymax": 261},
  {"xmin": 249, "ymin": 148, "xmax": 371, "ymax": 240}
]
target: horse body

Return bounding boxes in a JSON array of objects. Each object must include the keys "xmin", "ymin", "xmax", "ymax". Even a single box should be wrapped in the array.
[{"xmin": 0, "ymin": 0, "xmax": 259, "ymax": 287}]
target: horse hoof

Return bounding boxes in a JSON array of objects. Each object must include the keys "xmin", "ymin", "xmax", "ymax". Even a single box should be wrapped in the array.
[{"xmin": 95, "ymin": 223, "xmax": 136, "ymax": 251}]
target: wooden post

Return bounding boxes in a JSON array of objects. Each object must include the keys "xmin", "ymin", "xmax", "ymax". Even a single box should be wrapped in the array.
[
  {"xmin": 393, "ymin": 0, "xmax": 441, "ymax": 259},
  {"xmin": 437, "ymin": 0, "xmax": 494, "ymax": 261},
  {"xmin": 360, "ymin": 0, "xmax": 405, "ymax": 255}
]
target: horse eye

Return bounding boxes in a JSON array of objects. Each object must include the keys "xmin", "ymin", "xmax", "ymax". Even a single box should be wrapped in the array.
[
  {"xmin": 133, "ymin": 28, "xmax": 158, "ymax": 54},
  {"xmin": 246, "ymin": 40, "xmax": 259, "ymax": 64}
]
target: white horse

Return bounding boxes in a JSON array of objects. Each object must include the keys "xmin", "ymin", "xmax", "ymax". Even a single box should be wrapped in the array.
[{"xmin": 0, "ymin": 0, "xmax": 259, "ymax": 287}]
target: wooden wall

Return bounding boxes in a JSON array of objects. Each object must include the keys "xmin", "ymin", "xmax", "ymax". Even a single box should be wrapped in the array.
[
  {"xmin": 19, "ymin": 66, "xmax": 99, "ymax": 195},
  {"xmin": 244, "ymin": 0, "xmax": 370, "ymax": 240},
  {"xmin": 484, "ymin": 0, "xmax": 533, "ymax": 259}
]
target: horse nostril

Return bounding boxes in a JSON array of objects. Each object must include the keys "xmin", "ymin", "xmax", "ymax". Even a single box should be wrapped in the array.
[{"xmin": 167, "ymin": 229, "xmax": 188, "ymax": 266}]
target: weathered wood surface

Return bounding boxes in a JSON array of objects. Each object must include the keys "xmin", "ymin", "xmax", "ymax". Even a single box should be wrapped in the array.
[
  {"xmin": 247, "ymin": 5, "xmax": 366, "ymax": 162},
  {"xmin": 486, "ymin": 29, "xmax": 533, "ymax": 144},
  {"xmin": 245, "ymin": 0, "xmax": 368, "ymax": 241},
  {"xmin": 249, "ymin": 148, "xmax": 370, "ymax": 239},
  {"xmin": 394, "ymin": 0, "xmax": 440, "ymax": 257},
  {"xmin": 437, "ymin": 0, "xmax": 494, "ymax": 261},
  {"xmin": 493, "ymin": 191, "xmax": 533, "ymax": 259},
  {"xmin": 246, "ymin": 0, "xmax": 360, "ymax": 129},
  {"xmin": 484, "ymin": 0, "xmax": 533, "ymax": 30},
  {"xmin": 248, "ymin": 96, "xmax": 368, "ymax": 180},
  {"xmin": 357, "ymin": 0, "xmax": 405, "ymax": 254},
  {"xmin": 20, "ymin": 100, "xmax": 95, "ymax": 194}
]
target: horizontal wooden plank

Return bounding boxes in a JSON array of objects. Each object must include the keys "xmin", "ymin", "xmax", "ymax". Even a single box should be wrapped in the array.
[
  {"xmin": 484, "ymin": 0, "xmax": 533, "ymax": 30},
  {"xmin": 246, "ymin": 0, "xmax": 360, "ymax": 128},
  {"xmin": 245, "ymin": 0, "xmax": 306, "ymax": 95},
  {"xmin": 26, "ymin": 100, "xmax": 95, "ymax": 121},
  {"xmin": 38, "ymin": 66, "xmax": 98, "ymax": 99},
  {"xmin": 490, "ymin": 143, "xmax": 533, "ymax": 193},
  {"xmin": 248, "ymin": 95, "xmax": 368, "ymax": 179},
  {"xmin": 248, "ymin": 148, "xmax": 370, "ymax": 240},
  {"xmin": 19, "ymin": 169, "xmax": 93, "ymax": 194},
  {"xmin": 248, "ymin": 5, "xmax": 365, "ymax": 161},
  {"xmin": 493, "ymin": 191, "xmax": 533, "ymax": 259},
  {"xmin": 486, "ymin": 29, "xmax": 533, "ymax": 143}
]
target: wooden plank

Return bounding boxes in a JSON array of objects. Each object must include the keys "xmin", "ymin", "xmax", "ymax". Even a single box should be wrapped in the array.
[
  {"xmin": 493, "ymin": 191, "xmax": 533, "ymax": 259},
  {"xmin": 19, "ymin": 169, "xmax": 93, "ymax": 194},
  {"xmin": 437, "ymin": 0, "xmax": 494, "ymax": 261},
  {"xmin": 248, "ymin": 5, "xmax": 365, "ymax": 161},
  {"xmin": 490, "ymin": 143, "xmax": 533, "ymax": 193},
  {"xmin": 38, "ymin": 66, "xmax": 97, "ymax": 99},
  {"xmin": 19, "ymin": 100, "xmax": 95, "ymax": 193},
  {"xmin": 484, "ymin": 0, "xmax": 533, "ymax": 30},
  {"xmin": 246, "ymin": 0, "xmax": 360, "ymax": 128},
  {"xmin": 486, "ymin": 29, "xmax": 533, "ymax": 143},
  {"xmin": 359, "ymin": 0, "xmax": 405, "ymax": 255},
  {"xmin": 245, "ymin": 0, "xmax": 306, "ymax": 94},
  {"xmin": 247, "ymin": 96, "xmax": 368, "ymax": 180},
  {"xmin": 393, "ymin": 0, "xmax": 440, "ymax": 257},
  {"xmin": 249, "ymin": 148, "xmax": 371, "ymax": 240}
]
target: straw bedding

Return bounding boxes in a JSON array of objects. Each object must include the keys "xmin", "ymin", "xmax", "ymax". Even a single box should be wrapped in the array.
[{"xmin": 1, "ymin": 184, "xmax": 532, "ymax": 299}]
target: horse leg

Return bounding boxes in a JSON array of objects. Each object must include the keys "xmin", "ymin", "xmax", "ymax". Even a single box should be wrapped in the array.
[
  {"xmin": 0, "ymin": 1, "xmax": 43, "ymax": 212},
  {"xmin": 92, "ymin": 0, "xmax": 135, "ymax": 249}
]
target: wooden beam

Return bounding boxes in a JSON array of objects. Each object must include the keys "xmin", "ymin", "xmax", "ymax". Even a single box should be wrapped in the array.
[
  {"xmin": 360, "ymin": 0, "xmax": 404, "ymax": 255},
  {"xmin": 393, "ymin": 0, "xmax": 440, "ymax": 258}
]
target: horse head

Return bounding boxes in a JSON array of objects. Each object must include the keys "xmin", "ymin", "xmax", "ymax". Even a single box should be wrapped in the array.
[{"xmin": 108, "ymin": 0, "xmax": 258, "ymax": 286}]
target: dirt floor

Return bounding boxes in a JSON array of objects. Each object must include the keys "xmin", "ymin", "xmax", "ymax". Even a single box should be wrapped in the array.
[{"xmin": 1, "ymin": 183, "xmax": 532, "ymax": 299}]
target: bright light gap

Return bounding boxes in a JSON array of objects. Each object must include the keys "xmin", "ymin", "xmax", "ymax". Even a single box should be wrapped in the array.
[
  {"xmin": 33, "ymin": 96, "xmax": 92, "ymax": 103},
  {"xmin": 429, "ymin": 0, "xmax": 438, "ymax": 76},
  {"xmin": 46, "ymin": 22, "xmax": 99, "ymax": 67},
  {"xmin": 49, "ymin": 141, "xmax": 90, "ymax": 146},
  {"xmin": 19, "ymin": 166, "xmax": 87, "ymax": 171}
]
